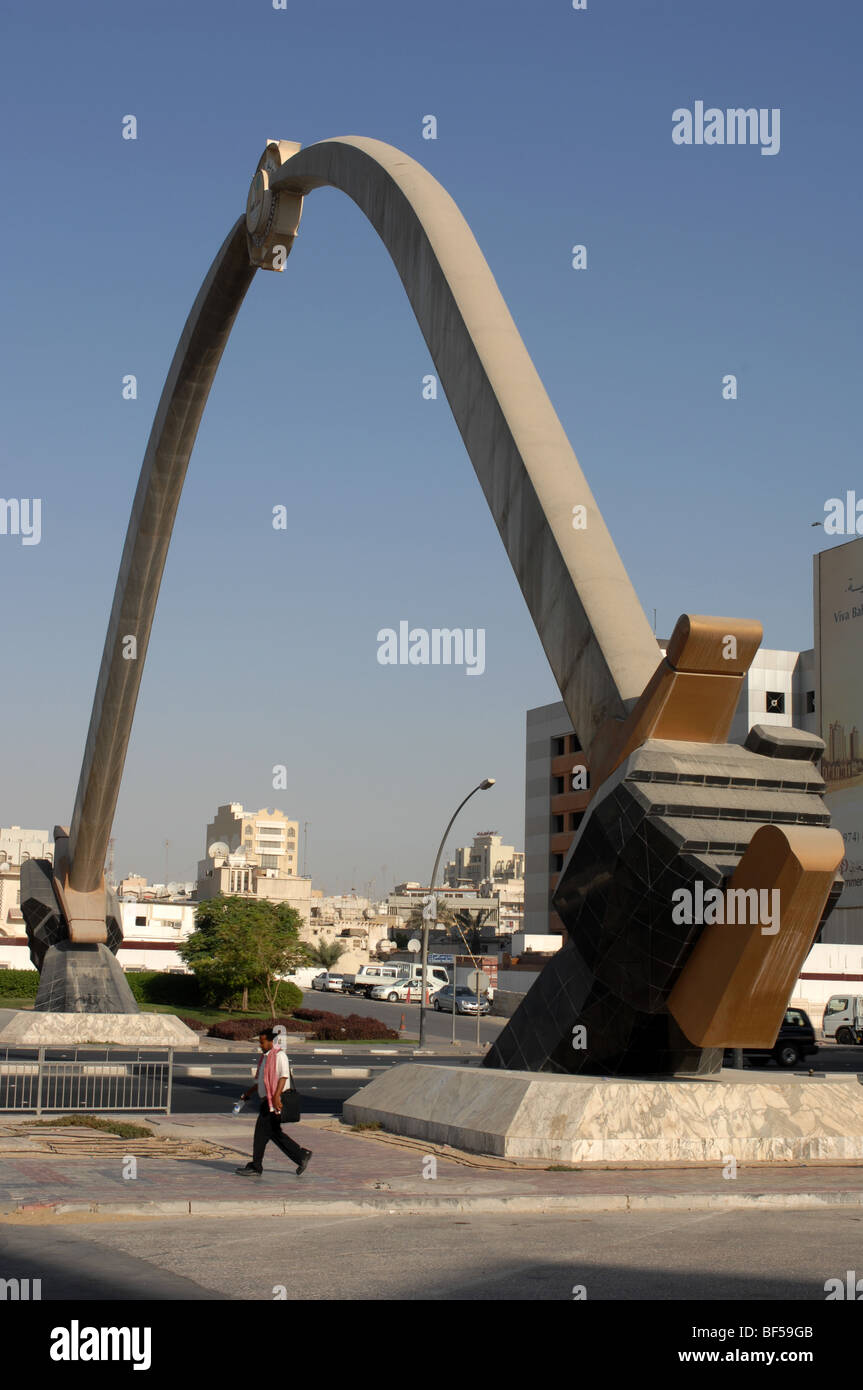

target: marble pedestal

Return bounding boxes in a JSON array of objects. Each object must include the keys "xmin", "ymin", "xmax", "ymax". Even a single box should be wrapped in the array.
[
  {"xmin": 0, "ymin": 1010, "xmax": 200, "ymax": 1048},
  {"xmin": 342, "ymin": 1064, "xmax": 863, "ymax": 1163}
]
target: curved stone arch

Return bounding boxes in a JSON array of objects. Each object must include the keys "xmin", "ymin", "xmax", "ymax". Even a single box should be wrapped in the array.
[{"xmin": 68, "ymin": 136, "xmax": 659, "ymax": 892}]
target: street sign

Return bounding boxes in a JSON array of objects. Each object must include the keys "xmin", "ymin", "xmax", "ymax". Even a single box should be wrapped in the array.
[
  {"xmin": 429, "ymin": 952, "xmax": 454, "ymax": 963},
  {"xmin": 466, "ymin": 969, "xmax": 490, "ymax": 992}
]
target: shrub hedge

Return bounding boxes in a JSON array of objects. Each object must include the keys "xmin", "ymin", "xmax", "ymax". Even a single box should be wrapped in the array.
[
  {"xmin": 316, "ymin": 1013, "xmax": 399, "ymax": 1041},
  {"xmin": 0, "ymin": 969, "xmax": 303, "ymax": 1016},
  {"xmin": 205, "ymin": 1010, "xmax": 398, "ymax": 1042},
  {"xmin": 0, "ymin": 969, "xmax": 39, "ymax": 997},
  {"xmin": 124, "ymin": 971, "xmax": 203, "ymax": 1006},
  {"xmin": 206, "ymin": 1015, "xmax": 318, "ymax": 1041}
]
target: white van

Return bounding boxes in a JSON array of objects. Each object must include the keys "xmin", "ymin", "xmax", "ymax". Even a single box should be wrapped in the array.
[
  {"xmin": 398, "ymin": 963, "xmax": 451, "ymax": 990},
  {"xmin": 284, "ymin": 968, "xmax": 321, "ymax": 990},
  {"xmin": 349, "ymin": 963, "xmax": 409, "ymax": 998},
  {"xmin": 822, "ymin": 995, "xmax": 863, "ymax": 1044}
]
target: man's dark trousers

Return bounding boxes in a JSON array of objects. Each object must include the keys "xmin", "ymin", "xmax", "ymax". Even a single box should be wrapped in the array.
[{"xmin": 252, "ymin": 1100, "xmax": 304, "ymax": 1170}]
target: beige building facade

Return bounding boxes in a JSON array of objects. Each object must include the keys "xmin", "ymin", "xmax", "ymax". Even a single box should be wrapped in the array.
[
  {"xmin": 445, "ymin": 832, "xmax": 524, "ymax": 889},
  {"xmin": 203, "ymin": 803, "xmax": 300, "ymax": 876}
]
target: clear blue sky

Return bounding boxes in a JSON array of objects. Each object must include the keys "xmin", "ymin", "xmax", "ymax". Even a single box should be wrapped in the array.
[{"xmin": 0, "ymin": 0, "xmax": 859, "ymax": 892}]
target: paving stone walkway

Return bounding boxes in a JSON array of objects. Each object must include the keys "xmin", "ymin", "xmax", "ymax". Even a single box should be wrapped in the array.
[{"xmin": 2, "ymin": 1112, "xmax": 863, "ymax": 1218}]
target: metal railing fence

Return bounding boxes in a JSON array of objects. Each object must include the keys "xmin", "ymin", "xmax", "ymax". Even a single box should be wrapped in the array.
[{"xmin": 0, "ymin": 1047, "xmax": 173, "ymax": 1115}]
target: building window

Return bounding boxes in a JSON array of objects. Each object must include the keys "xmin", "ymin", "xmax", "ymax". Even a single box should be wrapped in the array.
[
  {"xmin": 766, "ymin": 692, "xmax": 785, "ymax": 714},
  {"xmin": 260, "ymin": 855, "xmax": 279, "ymax": 869},
  {"xmin": 553, "ymin": 775, "xmax": 564, "ymax": 795},
  {"xmin": 553, "ymin": 736, "xmax": 565, "ymax": 756},
  {"xmin": 552, "ymin": 814, "xmax": 564, "ymax": 833},
  {"xmin": 567, "ymin": 735, "xmax": 581, "ymax": 753},
  {"xmin": 551, "ymin": 853, "xmax": 564, "ymax": 872},
  {"xmin": 806, "ymin": 691, "xmax": 816, "ymax": 714},
  {"xmin": 135, "ymin": 915, "xmax": 146, "ymax": 926}
]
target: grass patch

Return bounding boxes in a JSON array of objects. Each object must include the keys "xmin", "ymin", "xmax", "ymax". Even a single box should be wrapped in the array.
[
  {"xmin": 545, "ymin": 1163, "xmax": 579, "ymax": 1171},
  {"xmin": 140, "ymin": 1002, "xmax": 252, "ymax": 1024},
  {"xmin": 21, "ymin": 1114, "xmax": 154, "ymax": 1139},
  {"xmin": 351, "ymin": 1121, "xmax": 383, "ymax": 1132}
]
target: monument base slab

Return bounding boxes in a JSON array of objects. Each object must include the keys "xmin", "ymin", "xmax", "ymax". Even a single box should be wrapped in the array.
[
  {"xmin": 34, "ymin": 942, "xmax": 139, "ymax": 1014},
  {"xmin": 342, "ymin": 1065, "xmax": 863, "ymax": 1163},
  {"xmin": 0, "ymin": 1011, "xmax": 200, "ymax": 1048}
]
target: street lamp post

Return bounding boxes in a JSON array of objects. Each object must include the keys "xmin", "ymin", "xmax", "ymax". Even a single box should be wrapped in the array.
[{"xmin": 418, "ymin": 778, "xmax": 495, "ymax": 1047}]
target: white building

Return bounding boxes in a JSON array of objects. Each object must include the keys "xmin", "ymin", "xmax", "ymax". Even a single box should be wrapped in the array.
[
  {"xmin": 198, "ymin": 804, "xmax": 301, "ymax": 878},
  {"xmin": 445, "ymin": 831, "xmax": 524, "ymax": 888},
  {"xmin": 0, "ymin": 826, "xmax": 54, "ymax": 963},
  {"xmin": 117, "ymin": 901, "xmax": 196, "ymax": 971}
]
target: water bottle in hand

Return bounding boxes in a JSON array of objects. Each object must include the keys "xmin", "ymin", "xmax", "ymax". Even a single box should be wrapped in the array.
[{"xmin": 232, "ymin": 1100, "xmax": 243, "ymax": 1115}]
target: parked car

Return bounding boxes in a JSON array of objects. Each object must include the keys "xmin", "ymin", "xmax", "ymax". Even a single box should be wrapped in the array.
[
  {"xmin": 311, "ymin": 971, "xmax": 329, "ymax": 991},
  {"xmin": 370, "ymin": 969, "xmax": 449, "ymax": 1003},
  {"xmin": 723, "ymin": 1008, "xmax": 818, "ymax": 1069},
  {"xmin": 822, "ymin": 995, "xmax": 863, "ymax": 1044},
  {"xmin": 323, "ymin": 975, "xmax": 347, "ymax": 993},
  {"xmin": 433, "ymin": 985, "xmax": 491, "ymax": 1016}
]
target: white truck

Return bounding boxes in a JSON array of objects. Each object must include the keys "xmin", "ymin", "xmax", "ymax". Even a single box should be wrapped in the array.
[
  {"xmin": 284, "ymin": 967, "xmax": 323, "ymax": 990},
  {"xmin": 822, "ymin": 995, "xmax": 863, "ymax": 1044},
  {"xmin": 348, "ymin": 963, "xmax": 410, "ymax": 998}
]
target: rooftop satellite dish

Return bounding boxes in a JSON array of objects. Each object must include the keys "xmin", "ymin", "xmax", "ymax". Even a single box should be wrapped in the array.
[
  {"xmin": 167, "ymin": 881, "xmax": 180, "ymax": 896},
  {"xmin": 208, "ymin": 841, "xmax": 230, "ymax": 859}
]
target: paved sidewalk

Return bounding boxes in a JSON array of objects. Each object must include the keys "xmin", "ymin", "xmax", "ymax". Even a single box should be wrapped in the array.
[{"xmin": 3, "ymin": 1111, "xmax": 863, "ymax": 1220}]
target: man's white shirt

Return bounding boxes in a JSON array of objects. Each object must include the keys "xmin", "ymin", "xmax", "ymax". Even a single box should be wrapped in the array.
[{"xmin": 257, "ymin": 1049, "xmax": 291, "ymax": 1102}]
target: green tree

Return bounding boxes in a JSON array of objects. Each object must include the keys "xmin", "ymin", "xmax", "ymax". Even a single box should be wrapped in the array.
[
  {"xmin": 306, "ymin": 940, "xmax": 347, "ymax": 970},
  {"xmin": 179, "ymin": 896, "xmax": 311, "ymax": 1020}
]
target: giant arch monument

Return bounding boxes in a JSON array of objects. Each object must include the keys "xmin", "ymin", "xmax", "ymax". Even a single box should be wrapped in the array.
[{"xmin": 14, "ymin": 139, "xmax": 844, "ymax": 1073}]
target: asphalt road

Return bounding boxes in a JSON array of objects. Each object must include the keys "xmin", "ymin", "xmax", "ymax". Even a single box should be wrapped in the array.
[
  {"xmin": 171, "ymin": 1052, "xmax": 484, "ymax": 1116},
  {"xmin": 299, "ymin": 986, "xmax": 501, "ymax": 1045},
  {"xmin": 3, "ymin": 1208, "xmax": 863, "ymax": 1301}
]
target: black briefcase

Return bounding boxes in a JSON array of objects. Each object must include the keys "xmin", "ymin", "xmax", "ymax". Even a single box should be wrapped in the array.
[{"xmin": 279, "ymin": 1086, "xmax": 302, "ymax": 1124}]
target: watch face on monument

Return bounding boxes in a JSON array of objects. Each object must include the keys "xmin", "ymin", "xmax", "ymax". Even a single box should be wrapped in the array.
[
  {"xmin": 245, "ymin": 169, "xmax": 269, "ymax": 235},
  {"xmin": 245, "ymin": 142, "xmax": 304, "ymax": 269}
]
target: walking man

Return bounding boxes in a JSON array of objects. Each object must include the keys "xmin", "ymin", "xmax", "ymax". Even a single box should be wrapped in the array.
[{"xmin": 235, "ymin": 1027, "xmax": 312, "ymax": 1177}]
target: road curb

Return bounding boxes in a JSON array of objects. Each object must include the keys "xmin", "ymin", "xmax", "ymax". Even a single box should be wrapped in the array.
[{"xmin": 4, "ymin": 1189, "xmax": 863, "ymax": 1221}]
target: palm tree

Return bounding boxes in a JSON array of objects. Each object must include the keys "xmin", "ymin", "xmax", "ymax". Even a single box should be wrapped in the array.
[
  {"xmin": 306, "ymin": 940, "xmax": 346, "ymax": 970},
  {"xmin": 451, "ymin": 907, "xmax": 493, "ymax": 956}
]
